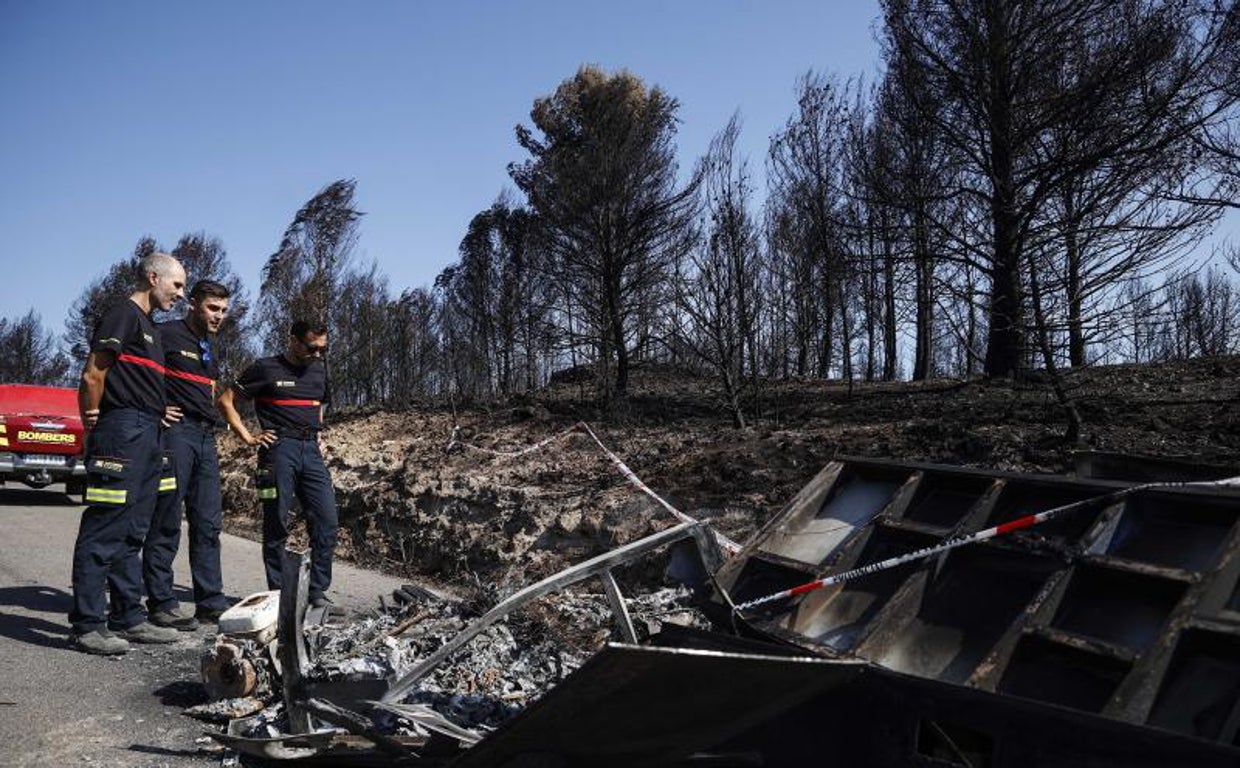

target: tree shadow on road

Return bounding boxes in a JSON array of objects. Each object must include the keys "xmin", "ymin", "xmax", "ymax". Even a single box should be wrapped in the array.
[{"xmin": 0, "ymin": 585, "xmax": 73, "ymax": 650}]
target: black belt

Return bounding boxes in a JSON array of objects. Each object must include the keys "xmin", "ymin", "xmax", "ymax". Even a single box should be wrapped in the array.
[
  {"xmin": 275, "ymin": 427, "xmax": 319, "ymax": 439},
  {"xmin": 180, "ymin": 413, "xmax": 220, "ymax": 428}
]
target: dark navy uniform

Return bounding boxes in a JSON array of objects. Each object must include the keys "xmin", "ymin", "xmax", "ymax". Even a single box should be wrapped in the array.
[
  {"xmin": 143, "ymin": 319, "xmax": 228, "ymax": 616},
  {"xmin": 69, "ymin": 300, "xmax": 165, "ymax": 635},
  {"xmin": 233, "ymin": 355, "xmax": 337, "ymax": 602}
]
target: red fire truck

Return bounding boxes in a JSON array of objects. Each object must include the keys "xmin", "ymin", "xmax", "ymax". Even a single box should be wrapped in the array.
[{"xmin": 0, "ymin": 384, "xmax": 86, "ymax": 491}]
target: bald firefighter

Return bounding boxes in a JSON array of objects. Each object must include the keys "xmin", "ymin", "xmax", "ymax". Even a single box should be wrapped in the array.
[{"xmin": 69, "ymin": 251, "xmax": 186, "ymax": 655}]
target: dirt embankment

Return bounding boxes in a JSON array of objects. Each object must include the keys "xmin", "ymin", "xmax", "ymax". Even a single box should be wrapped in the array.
[{"xmin": 217, "ymin": 356, "xmax": 1240, "ymax": 588}]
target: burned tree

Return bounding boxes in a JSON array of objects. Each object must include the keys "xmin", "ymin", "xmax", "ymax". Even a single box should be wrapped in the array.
[
  {"xmin": 678, "ymin": 114, "xmax": 763, "ymax": 428},
  {"xmin": 439, "ymin": 209, "xmax": 501, "ymax": 400},
  {"xmin": 490, "ymin": 201, "xmax": 554, "ymax": 395},
  {"xmin": 871, "ymin": 54, "xmax": 961, "ymax": 381},
  {"xmin": 258, "ymin": 179, "xmax": 363, "ymax": 353},
  {"xmin": 882, "ymin": 0, "xmax": 1240, "ymax": 381},
  {"xmin": 767, "ymin": 72, "xmax": 854, "ymax": 380},
  {"xmin": 511, "ymin": 66, "xmax": 698, "ymax": 403},
  {"xmin": 333, "ymin": 263, "xmax": 392, "ymax": 407},
  {"xmin": 0, "ymin": 310, "xmax": 70, "ymax": 385},
  {"xmin": 386, "ymin": 286, "xmax": 441, "ymax": 402},
  {"xmin": 848, "ymin": 101, "xmax": 903, "ymax": 382}
]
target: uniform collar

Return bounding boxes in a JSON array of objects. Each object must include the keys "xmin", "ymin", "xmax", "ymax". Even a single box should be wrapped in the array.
[{"xmin": 183, "ymin": 316, "xmax": 209, "ymax": 340}]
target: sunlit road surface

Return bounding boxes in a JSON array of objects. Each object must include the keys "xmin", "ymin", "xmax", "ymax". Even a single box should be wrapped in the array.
[{"xmin": 0, "ymin": 484, "xmax": 409, "ymax": 766}]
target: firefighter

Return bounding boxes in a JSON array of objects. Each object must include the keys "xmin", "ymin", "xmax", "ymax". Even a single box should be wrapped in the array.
[
  {"xmin": 217, "ymin": 319, "xmax": 337, "ymax": 608},
  {"xmin": 142, "ymin": 280, "xmax": 234, "ymax": 630},
  {"xmin": 69, "ymin": 251, "xmax": 187, "ymax": 655}
]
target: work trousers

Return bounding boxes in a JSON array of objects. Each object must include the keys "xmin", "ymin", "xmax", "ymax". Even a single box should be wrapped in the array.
[
  {"xmin": 143, "ymin": 418, "xmax": 227, "ymax": 613},
  {"xmin": 258, "ymin": 437, "xmax": 337, "ymax": 601},
  {"xmin": 69, "ymin": 408, "xmax": 162, "ymax": 634}
]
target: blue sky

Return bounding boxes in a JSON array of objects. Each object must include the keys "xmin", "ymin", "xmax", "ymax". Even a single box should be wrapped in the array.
[
  {"xmin": 1, "ymin": 1, "xmax": 884, "ymax": 331},
  {"xmin": 5, "ymin": 2, "xmax": 1234, "ymax": 341}
]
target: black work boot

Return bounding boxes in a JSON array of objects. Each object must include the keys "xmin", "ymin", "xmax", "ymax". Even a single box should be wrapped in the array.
[
  {"xmin": 70, "ymin": 629, "xmax": 130, "ymax": 656},
  {"xmin": 149, "ymin": 606, "xmax": 199, "ymax": 632},
  {"xmin": 115, "ymin": 621, "xmax": 179, "ymax": 644}
]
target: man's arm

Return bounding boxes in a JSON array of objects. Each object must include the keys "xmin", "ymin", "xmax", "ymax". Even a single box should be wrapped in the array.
[
  {"xmin": 80, "ymin": 303, "xmax": 135, "ymax": 431},
  {"xmin": 78, "ymin": 350, "xmax": 115, "ymax": 431},
  {"xmin": 217, "ymin": 387, "xmax": 276, "ymax": 447}
]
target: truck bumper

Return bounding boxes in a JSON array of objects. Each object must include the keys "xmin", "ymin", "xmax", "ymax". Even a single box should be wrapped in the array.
[{"xmin": 0, "ymin": 451, "xmax": 86, "ymax": 489}]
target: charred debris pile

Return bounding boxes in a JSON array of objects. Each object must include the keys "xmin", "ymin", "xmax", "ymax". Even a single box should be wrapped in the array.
[
  {"xmin": 193, "ymin": 521, "xmax": 723, "ymax": 765},
  {"xmin": 192, "ymin": 456, "xmax": 1240, "ymax": 767}
]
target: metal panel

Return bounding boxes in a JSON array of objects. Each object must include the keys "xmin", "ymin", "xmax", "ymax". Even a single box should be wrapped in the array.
[{"xmin": 450, "ymin": 643, "xmax": 863, "ymax": 768}]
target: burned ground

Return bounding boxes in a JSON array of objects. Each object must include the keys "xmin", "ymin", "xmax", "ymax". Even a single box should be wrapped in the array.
[{"xmin": 217, "ymin": 356, "xmax": 1240, "ymax": 591}]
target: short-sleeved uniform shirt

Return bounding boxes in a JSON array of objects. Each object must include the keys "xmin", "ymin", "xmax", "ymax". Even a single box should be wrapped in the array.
[
  {"xmin": 92, "ymin": 299, "xmax": 165, "ymax": 416},
  {"xmin": 157, "ymin": 318, "xmax": 219, "ymax": 424},
  {"xmin": 232, "ymin": 355, "xmax": 330, "ymax": 433}
]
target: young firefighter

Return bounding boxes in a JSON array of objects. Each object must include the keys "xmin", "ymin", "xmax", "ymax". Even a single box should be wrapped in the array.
[
  {"xmin": 142, "ymin": 280, "xmax": 234, "ymax": 630},
  {"xmin": 69, "ymin": 251, "xmax": 187, "ymax": 655},
  {"xmin": 217, "ymin": 319, "xmax": 337, "ymax": 608}
]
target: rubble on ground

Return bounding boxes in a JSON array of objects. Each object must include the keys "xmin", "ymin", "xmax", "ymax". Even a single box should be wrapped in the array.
[
  {"xmin": 196, "ymin": 578, "xmax": 709, "ymax": 743},
  {"xmin": 192, "ymin": 449, "xmax": 1240, "ymax": 766},
  {"xmin": 197, "ymin": 360, "xmax": 1240, "ymax": 764}
]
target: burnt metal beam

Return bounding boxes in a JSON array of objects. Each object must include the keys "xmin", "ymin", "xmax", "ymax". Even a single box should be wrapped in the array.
[
  {"xmin": 278, "ymin": 548, "xmax": 312, "ymax": 734},
  {"xmin": 599, "ymin": 568, "xmax": 638, "ymax": 644},
  {"xmin": 302, "ymin": 697, "xmax": 418, "ymax": 759}
]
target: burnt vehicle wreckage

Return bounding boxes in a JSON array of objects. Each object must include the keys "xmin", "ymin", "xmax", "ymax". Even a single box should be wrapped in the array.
[{"xmin": 192, "ymin": 454, "xmax": 1240, "ymax": 767}]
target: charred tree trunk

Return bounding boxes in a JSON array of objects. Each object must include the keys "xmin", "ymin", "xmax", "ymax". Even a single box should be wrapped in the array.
[
  {"xmin": 966, "ymin": 265, "xmax": 979, "ymax": 378},
  {"xmin": 818, "ymin": 269, "xmax": 836, "ymax": 378},
  {"xmin": 983, "ymin": 1, "xmax": 1023, "ymax": 380},
  {"xmin": 865, "ymin": 227, "xmax": 878, "ymax": 382},
  {"xmin": 912, "ymin": 204, "xmax": 934, "ymax": 380},
  {"xmin": 1027, "ymin": 249, "xmax": 1083, "ymax": 444},
  {"xmin": 1063, "ymin": 189, "xmax": 1086, "ymax": 368},
  {"xmin": 721, "ymin": 364, "xmax": 746, "ymax": 429},
  {"xmin": 883, "ymin": 223, "xmax": 898, "ymax": 381},
  {"xmin": 609, "ymin": 287, "xmax": 629, "ymax": 398},
  {"xmin": 838, "ymin": 278, "xmax": 855, "ymax": 396}
]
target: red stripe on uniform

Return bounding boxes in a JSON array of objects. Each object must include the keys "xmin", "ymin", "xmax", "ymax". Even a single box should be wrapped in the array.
[
  {"xmin": 255, "ymin": 397, "xmax": 321, "ymax": 407},
  {"xmin": 117, "ymin": 353, "xmax": 167, "ymax": 374},
  {"xmin": 165, "ymin": 368, "xmax": 214, "ymax": 386},
  {"xmin": 995, "ymin": 514, "xmax": 1039, "ymax": 535}
]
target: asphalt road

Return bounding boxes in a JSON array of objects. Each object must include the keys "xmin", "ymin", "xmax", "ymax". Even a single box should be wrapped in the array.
[{"xmin": 0, "ymin": 484, "xmax": 414, "ymax": 767}]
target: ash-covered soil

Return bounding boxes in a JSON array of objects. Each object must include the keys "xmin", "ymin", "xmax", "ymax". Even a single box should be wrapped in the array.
[{"xmin": 218, "ymin": 356, "xmax": 1240, "ymax": 589}]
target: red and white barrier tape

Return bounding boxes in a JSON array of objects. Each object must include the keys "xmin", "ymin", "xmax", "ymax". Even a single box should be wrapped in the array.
[
  {"xmin": 447, "ymin": 421, "xmax": 742, "ymax": 554},
  {"xmin": 733, "ymin": 474, "xmax": 1240, "ymax": 614}
]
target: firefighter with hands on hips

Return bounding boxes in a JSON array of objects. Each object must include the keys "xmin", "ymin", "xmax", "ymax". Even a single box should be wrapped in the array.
[
  {"xmin": 69, "ymin": 251, "xmax": 187, "ymax": 655},
  {"xmin": 142, "ymin": 280, "xmax": 234, "ymax": 631},
  {"xmin": 217, "ymin": 319, "xmax": 338, "ymax": 608}
]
